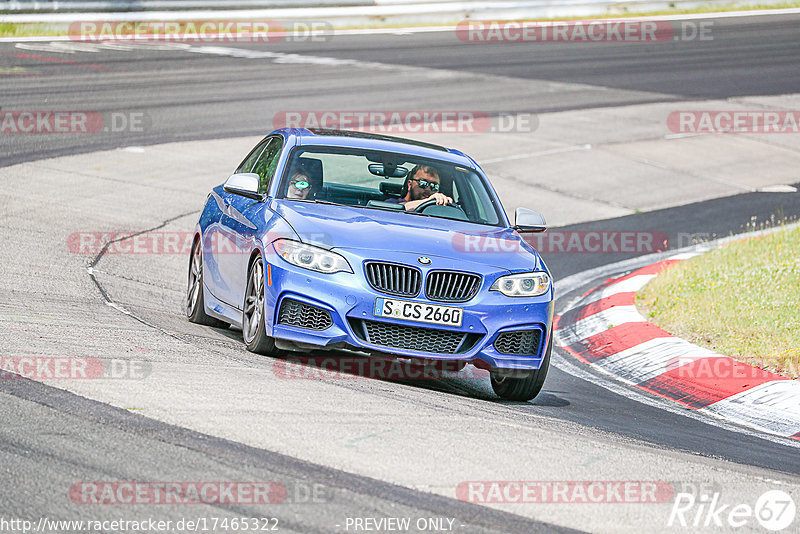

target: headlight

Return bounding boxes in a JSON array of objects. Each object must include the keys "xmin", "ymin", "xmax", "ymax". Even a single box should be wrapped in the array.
[
  {"xmin": 490, "ymin": 272, "xmax": 550, "ymax": 297},
  {"xmin": 272, "ymin": 239, "xmax": 352, "ymax": 274}
]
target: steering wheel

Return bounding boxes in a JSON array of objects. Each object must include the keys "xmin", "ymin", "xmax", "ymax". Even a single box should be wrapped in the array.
[{"xmin": 414, "ymin": 198, "xmax": 466, "ymax": 215}]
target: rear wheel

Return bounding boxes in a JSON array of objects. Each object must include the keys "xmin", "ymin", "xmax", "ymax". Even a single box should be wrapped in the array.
[
  {"xmin": 490, "ymin": 335, "xmax": 552, "ymax": 402},
  {"xmin": 186, "ymin": 237, "xmax": 228, "ymax": 328},
  {"xmin": 242, "ymin": 255, "xmax": 280, "ymax": 355}
]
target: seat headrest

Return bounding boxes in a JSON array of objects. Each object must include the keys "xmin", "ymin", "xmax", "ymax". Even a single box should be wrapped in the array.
[
  {"xmin": 296, "ymin": 157, "xmax": 323, "ymax": 191},
  {"xmin": 380, "ymin": 181, "xmax": 404, "ymax": 197}
]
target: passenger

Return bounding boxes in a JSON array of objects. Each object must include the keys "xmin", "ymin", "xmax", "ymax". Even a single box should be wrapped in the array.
[{"xmin": 286, "ymin": 170, "xmax": 313, "ymax": 200}]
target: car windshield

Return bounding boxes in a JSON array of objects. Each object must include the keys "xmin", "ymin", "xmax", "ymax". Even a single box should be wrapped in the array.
[{"xmin": 276, "ymin": 146, "xmax": 503, "ymax": 226}]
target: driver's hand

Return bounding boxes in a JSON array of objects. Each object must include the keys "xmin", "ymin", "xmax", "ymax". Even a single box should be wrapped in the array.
[{"xmin": 430, "ymin": 192, "xmax": 453, "ymax": 205}]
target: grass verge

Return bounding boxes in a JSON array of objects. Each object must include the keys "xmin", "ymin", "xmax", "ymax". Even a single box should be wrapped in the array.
[{"xmin": 637, "ymin": 225, "xmax": 800, "ymax": 379}]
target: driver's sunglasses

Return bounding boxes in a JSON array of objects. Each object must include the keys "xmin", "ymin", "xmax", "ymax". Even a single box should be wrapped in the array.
[{"xmin": 413, "ymin": 179, "xmax": 440, "ymax": 192}]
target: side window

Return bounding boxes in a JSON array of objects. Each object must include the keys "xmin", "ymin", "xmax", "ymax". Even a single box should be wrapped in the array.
[
  {"xmin": 252, "ymin": 137, "xmax": 284, "ymax": 193},
  {"xmin": 236, "ymin": 137, "xmax": 270, "ymax": 174}
]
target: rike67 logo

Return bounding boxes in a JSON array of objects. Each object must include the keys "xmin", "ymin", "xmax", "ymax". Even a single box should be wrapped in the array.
[{"xmin": 668, "ymin": 489, "xmax": 796, "ymax": 531}]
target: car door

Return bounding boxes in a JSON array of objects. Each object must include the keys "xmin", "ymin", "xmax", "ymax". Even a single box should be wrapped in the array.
[
  {"xmin": 217, "ymin": 135, "xmax": 284, "ymax": 308},
  {"xmin": 204, "ymin": 136, "xmax": 270, "ymax": 305}
]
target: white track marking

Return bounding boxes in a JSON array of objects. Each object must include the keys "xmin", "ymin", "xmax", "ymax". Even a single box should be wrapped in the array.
[
  {"xmin": 597, "ymin": 337, "xmax": 716, "ymax": 384},
  {"xmin": 14, "ymin": 41, "xmax": 192, "ymax": 53},
  {"xmin": 701, "ymin": 381, "xmax": 800, "ymax": 437},
  {"xmin": 759, "ymin": 184, "xmax": 798, "ymax": 193},
  {"xmin": 480, "ymin": 144, "xmax": 592, "ymax": 165},
  {"xmin": 668, "ymin": 251, "xmax": 705, "ymax": 260},
  {"xmin": 182, "ymin": 45, "xmax": 469, "ymax": 79},
  {"xmin": 574, "ymin": 273, "xmax": 656, "ymax": 308},
  {"xmin": 23, "ymin": 41, "xmax": 107, "ymax": 53},
  {"xmin": 664, "ymin": 132, "xmax": 704, "ymax": 139},
  {"xmin": 557, "ymin": 305, "xmax": 645, "ymax": 346}
]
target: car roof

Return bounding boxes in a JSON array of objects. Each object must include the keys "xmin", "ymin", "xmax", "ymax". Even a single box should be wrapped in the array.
[{"xmin": 274, "ymin": 128, "xmax": 478, "ymax": 168}]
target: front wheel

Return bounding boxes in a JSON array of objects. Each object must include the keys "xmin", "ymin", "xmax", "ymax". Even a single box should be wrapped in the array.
[
  {"xmin": 242, "ymin": 255, "xmax": 280, "ymax": 355},
  {"xmin": 490, "ymin": 335, "xmax": 552, "ymax": 402}
]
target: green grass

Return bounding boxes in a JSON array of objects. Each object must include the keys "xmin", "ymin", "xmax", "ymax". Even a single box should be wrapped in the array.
[
  {"xmin": 637, "ymin": 225, "xmax": 800, "ymax": 378},
  {"xmin": 0, "ymin": 22, "xmax": 62, "ymax": 37},
  {"xmin": 2, "ymin": 3, "xmax": 800, "ymax": 38}
]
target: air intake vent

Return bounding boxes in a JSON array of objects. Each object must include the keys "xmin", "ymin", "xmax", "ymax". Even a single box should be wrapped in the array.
[
  {"xmin": 365, "ymin": 262, "xmax": 421, "ymax": 297},
  {"xmin": 425, "ymin": 270, "xmax": 481, "ymax": 302},
  {"xmin": 350, "ymin": 319, "xmax": 481, "ymax": 355},
  {"xmin": 277, "ymin": 299, "xmax": 333, "ymax": 331},
  {"xmin": 494, "ymin": 330, "xmax": 542, "ymax": 356}
]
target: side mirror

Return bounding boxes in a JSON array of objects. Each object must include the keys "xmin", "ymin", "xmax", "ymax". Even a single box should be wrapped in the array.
[
  {"xmin": 513, "ymin": 208, "xmax": 547, "ymax": 233},
  {"xmin": 223, "ymin": 173, "xmax": 263, "ymax": 201}
]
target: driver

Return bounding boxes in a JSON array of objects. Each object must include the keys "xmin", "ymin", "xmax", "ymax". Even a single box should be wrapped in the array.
[{"xmin": 394, "ymin": 164, "xmax": 453, "ymax": 211}]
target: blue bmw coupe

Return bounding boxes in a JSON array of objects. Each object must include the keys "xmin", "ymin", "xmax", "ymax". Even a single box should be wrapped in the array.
[{"xmin": 187, "ymin": 128, "xmax": 554, "ymax": 400}]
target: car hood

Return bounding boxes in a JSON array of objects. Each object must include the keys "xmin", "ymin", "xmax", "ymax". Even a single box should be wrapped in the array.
[{"xmin": 271, "ymin": 199, "xmax": 543, "ymax": 273}]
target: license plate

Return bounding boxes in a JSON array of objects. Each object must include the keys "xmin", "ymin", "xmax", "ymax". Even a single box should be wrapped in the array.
[{"xmin": 373, "ymin": 298, "xmax": 463, "ymax": 327}]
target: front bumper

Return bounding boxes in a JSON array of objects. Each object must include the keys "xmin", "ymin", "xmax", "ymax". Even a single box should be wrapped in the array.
[{"xmin": 262, "ymin": 251, "xmax": 554, "ymax": 371}]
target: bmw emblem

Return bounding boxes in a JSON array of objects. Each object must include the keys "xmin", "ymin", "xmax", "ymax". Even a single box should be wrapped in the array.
[{"xmin": 418, "ymin": 256, "xmax": 431, "ymax": 265}]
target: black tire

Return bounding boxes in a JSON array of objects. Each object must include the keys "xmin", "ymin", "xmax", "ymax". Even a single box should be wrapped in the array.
[
  {"xmin": 490, "ymin": 335, "xmax": 552, "ymax": 402},
  {"xmin": 242, "ymin": 255, "xmax": 280, "ymax": 355},
  {"xmin": 186, "ymin": 237, "xmax": 228, "ymax": 328}
]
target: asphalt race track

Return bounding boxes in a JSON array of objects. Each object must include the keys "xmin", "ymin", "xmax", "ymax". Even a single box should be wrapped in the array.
[
  {"xmin": 3, "ymin": 13, "xmax": 800, "ymax": 166},
  {"xmin": 1, "ymin": 12, "xmax": 800, "ymax": 533}
]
